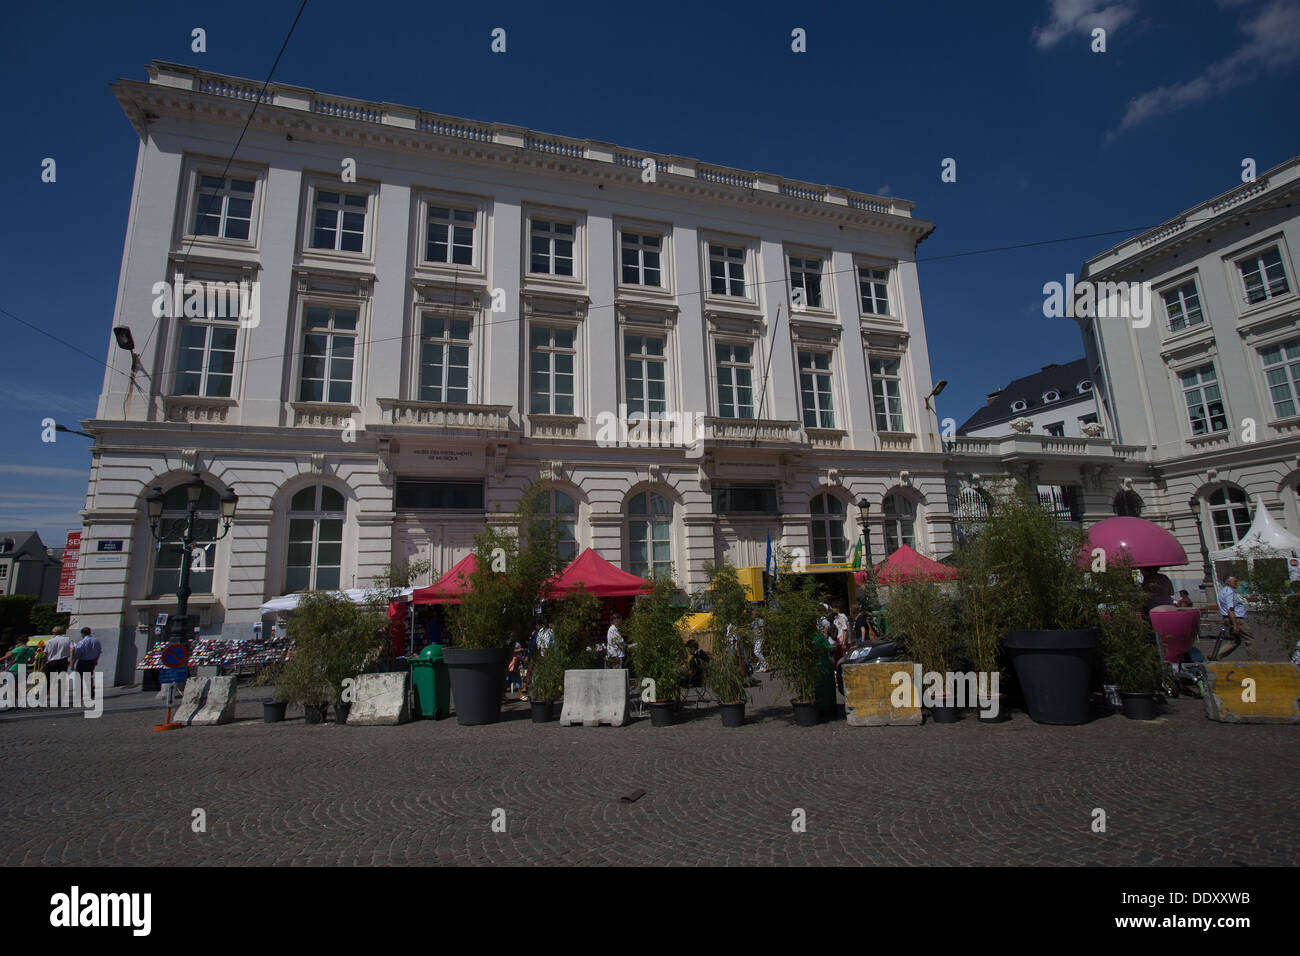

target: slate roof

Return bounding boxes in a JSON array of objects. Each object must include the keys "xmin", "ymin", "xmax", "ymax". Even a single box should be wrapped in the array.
[{"xmin": 956, "ymin": 358, "xmax": 1094, "ymax": 435}]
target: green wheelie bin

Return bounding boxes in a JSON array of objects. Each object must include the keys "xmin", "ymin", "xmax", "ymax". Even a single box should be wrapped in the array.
[{"xmin": 409, "ymin": 643, "xmax": 449, "ymax": 719}]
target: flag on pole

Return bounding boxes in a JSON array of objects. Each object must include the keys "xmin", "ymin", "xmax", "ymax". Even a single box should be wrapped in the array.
[
  {"xmin": 850, "ymin": 538, "xmax": 863, "ymax": 570},
  {"xmin": 765, "ymin": 533, "xmax": 776, "ymax": 578}
]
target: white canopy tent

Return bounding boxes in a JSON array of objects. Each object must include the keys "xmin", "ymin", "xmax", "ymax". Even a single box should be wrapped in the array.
[
  {"xmin": 1211, "ymin": 495, "xmax": 1300, "ymax": 584},
  {"xmin": 259, "ymin": 588, "xmax": 414, "ymax": 616}
]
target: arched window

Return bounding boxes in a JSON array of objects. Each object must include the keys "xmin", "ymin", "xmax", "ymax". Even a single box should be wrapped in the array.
[
  {"xmin": 286, "ymin": 485, "xmax": 345, "ymax": 592},
  {"xmin": 955, "ymin": 486, "xmax": 989, "ymax": 525},
  {"xmin": 1010, "ymin": 399, "xmax": 1027, "ymax": 412},
  {"xmin": 883, "ymin": 494, "xmax": 916, "ymax": 556},
  {"xmin": 809, "ymin": 494, "xmax": 847, "ymax": 563},
  {"xmin": 150, "ymin": 484, "xmax": 221, "ymax": 597},
  {"xmin": 547, "ymin": 489, "xmax": 578, "ymax": 563},
  {"xmin": 1078, "ymin": 380, "xmax": 1093, "ymax": 394},
  {"xmin": 628, "ymin": 491, "xmax": 672, "ymax": 578},
  {"xmin": 1043, "ymin": 389, "xmax": 1060, "ymax": 403},
  {"xmin": 1207, "ymin": 487, "xmax": 1251, "ymax": 549}
]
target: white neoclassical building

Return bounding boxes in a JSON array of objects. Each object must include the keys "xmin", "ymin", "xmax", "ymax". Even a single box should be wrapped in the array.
[
  {"xmin": 1073, "ymin": 157, "xmax": 1300, "ymax": 591},
  {"xmin": 76, "ymin": 62, "xmax": 955, "ymax": 683}
]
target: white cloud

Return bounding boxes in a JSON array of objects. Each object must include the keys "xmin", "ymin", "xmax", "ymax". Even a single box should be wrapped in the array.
[
  {"xmin": 0, "ymin": 383, "xmax": 97, "ymax": 418},
  {"xmin": 875, "ymin": 184, "xmax": 894, "ymax": 196},
  {"xmin": 1117, "ymin": 0, "xmax": 1300, "ymax": 130},
  {"xmin": 0, "ymin": 464, "xmax": 90, "ymax": 479},
  {"xmin": 1033, "ymin": 0, "xmax": 1136, "ymax": 49}
]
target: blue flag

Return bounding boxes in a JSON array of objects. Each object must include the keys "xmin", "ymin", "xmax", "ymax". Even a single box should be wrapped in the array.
[{"xmin": 765, "ymin": 533, "xmax": 776, "ymax": 578}]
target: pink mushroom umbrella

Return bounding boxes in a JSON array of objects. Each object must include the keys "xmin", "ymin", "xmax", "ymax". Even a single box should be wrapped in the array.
[{"xmin": 1085, "ymin": 516, "xmax": 1188, "ymax": 568}]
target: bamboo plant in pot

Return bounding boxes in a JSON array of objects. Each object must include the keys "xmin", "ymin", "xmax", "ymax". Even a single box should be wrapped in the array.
[
  {"xmin": 1092, "ymin": 563, "xmax": 1163, "ymax": 720},
  {"xmin": 276, "ymin": 590, "xmax": 383, "ymax": 724},
  {"xmin": 763, "ymin": 567, "xmax": 828, "ymax": 726},
  {"xmin": 888, "ymin": 574, "xmax": 961, "ymax": 723},
  {"xmin": 445, "ymin": 480, "xmax": 565, "ymax": 726},
  {"xmin": 627, "ymin": 573, "xmax": 687, "ymax": 726},
  {"xmin": 528, "ymin": 585, "xmax": 599, "ymax": 723},
  {"xmin": 701, "ymin": 562, "xmax": 752, "ymax": 727},
  {"xmin": 953, "ymin": 530, "xmax": 1009, "ymax": 722},
  {"xmin": 982, "ymin": 483, "xmax": 1098, "ymax": 725}
]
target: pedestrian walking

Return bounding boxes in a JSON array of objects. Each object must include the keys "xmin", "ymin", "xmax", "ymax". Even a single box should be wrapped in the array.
[
  {"xmin": 72, "ymin": 627, "xmax": 101, "ymax": 675},
  {"xmin": 43, "ymin": 626, "xmax": 72, "ymax": 674},
  {"xmin": 605, "ymin": 614, "xmax": 626, "ymax": 668}
]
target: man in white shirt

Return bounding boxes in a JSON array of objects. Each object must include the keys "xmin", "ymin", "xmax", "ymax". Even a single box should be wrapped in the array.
[
  {"xmin": 1215, "ymin": 576, "xmax": 1251, "ymax": 659},
  {"xmin": 605, "ymin": 615, "xmax": 625, "ymax": 668},
  {"xmin": 42, "ymin": 626, "xmax": 72, "ymax": 674}
]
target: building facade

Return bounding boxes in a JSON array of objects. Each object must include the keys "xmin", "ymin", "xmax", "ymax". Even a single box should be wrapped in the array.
[
  {"xmin": 78, "ymin": 62, "xmax": 956, "ymax": 683},
  {"xmin": 956, "ymin": 359, "xmax": 1101, "ymax": 440},
  {"xmin": 1075, "ymin": 157, "xmax": 1300, "ymax": 592},
  {"xmin": 0, "ymin": 532, "xmax": 60, "ymax": 603}
]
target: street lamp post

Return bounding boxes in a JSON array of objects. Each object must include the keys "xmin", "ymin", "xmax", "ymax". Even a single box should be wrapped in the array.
[
  {"xmin": 146, "ymin": 471, "xmax": 238, "ymax": 648},
  {"xmin": 1189, "ymin": 495, "xmax": 1213, "ymax": 592},
  {"xmin": 857, "ymin": 498, "xmax": 873, "ymax": 568}
]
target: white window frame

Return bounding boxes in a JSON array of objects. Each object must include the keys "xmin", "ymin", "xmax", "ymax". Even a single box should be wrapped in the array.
[
  {"xmin": 619, "ymin": 229, "xmax": 666, "ymax": 289},
  {"xmin": 869, "ymin": 356, "xmax": 906, "ymax": 432},
  {"xmin": 172, "ymin": 312, "xmax": 240, "ymax": 399},
  {"xmin": 178, "ymin": 158, "xmax": 265, "ymax": 248},
  {"xmin": 417, "ymin": 312, "xmax": 474, "ymax": 404},
  {"xmin": 788, "ymin": 253, "xmax": 829, "ymax": 312},
  {"xmin": 302, "ymin": 178, "xmax": 376, "ymax": 261},
  {"xmin": 297, "ymin": 302, "xmax": 360, "ymax": 405},
  {"xmin": 701, "ymin": 234, "xmax": 758, "ymax": 306},
  {"xmin": 546, "ymin": 489, "xmax": 579, "ymax": 563},
  {"xmin": 622, "ymin": 330, "xmax": 669, "ymax": 418},
  {"xmin": 1160, "ymin": 277, "xmax": 1205, "ymax": 333},
  {"xmin": 882, "ymin": 493, "xmax": 917, "ymax": 556},
  {"xmin": 285, "ymin": 485, "xmax": 346, "ymax": 593},
  {"xmin": 1178, "ymin": 363, "xmax": 1228, "ymax": 437},
  {"xmin": 797, "ymin": 349, "xmax": 836, "ymax": 428},
  {"xmin": 1260, "ymin": 337, "xmax": 1300, "ymax": 420},
  {"xmin": 525, "ymin": 207, "xmax": 585, "ymax": 286},
  {"xmin": 809, "ymin": 493, "xmax": 848, "ymax": 564},
  {"xmin": 857, "ymin": 263, "xmax": 894, "ymax": 318},
  {"xmin": 528, "ymin": 323, "xmax": 578, "ymax": 416},
  {"xmin": 1234, "ymin": 243, "xmax": 1292, "ymax": 307},
  {"xmin": 1206, "ymin": 486, "xmax": 1251, "ymax": 549},
  {"xmin": 714, "ymin": 339, "xmax": 757, "ymax": 419},
  {"xmin": 626, "ymin": 491, "xmax": 673, "ymax": 579}
]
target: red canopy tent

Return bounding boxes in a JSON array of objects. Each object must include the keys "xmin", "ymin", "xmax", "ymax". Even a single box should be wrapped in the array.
[
  {"xmin": 546, "ymin": 548, "xmax": 654, "ymax": 598},
  {"xmin": 410, "ymin": 553, "xmax": 479, "ymax": 605},
  {"xmin": 856, "ymin": 545, "xmax": 961, "ymax": 585}
]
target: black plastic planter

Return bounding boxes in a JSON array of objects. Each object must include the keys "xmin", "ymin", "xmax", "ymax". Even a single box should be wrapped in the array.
[
  {"xmin": 263, "ymin": 701, "xmax": 287, "ymax": 723},
  {"xmin": 1120, "ymin": 692, "xmax": 1159, "ymax": 720},
  {"xmin": 792, "ymin": 700, "xmax": 819, "ymax": 726},
  {"xmin": 531, "ymin": 700, "xmax": 554, "ymax": 723},
  {"xmin": 303, "ymin": 703, "xmax": 327, "ymax": 724},
  {"xmin": 719, "ymin": 701, "xmax": 745, "ymax": 727},
  {"xmin": 978, "ymin": 695, "xmax": 1009, "ymax": 723},
  {"xmin": 649, "ymin": 701, "xmax": 676, "ymax": 727},
  {"xmin": 443, "ymin": 647, "xmax": 512, "ymax": 725},
  {"xmin": 333, "ymin": 701, "xmax": 351, "ymax": 725},
  {"xmin": 1004, "ymin": 628, "xmax": 1097, "ymax": 725},
  {"xmin": 930, "ymin": 699, "xmax": 960, "ymax": 723}
]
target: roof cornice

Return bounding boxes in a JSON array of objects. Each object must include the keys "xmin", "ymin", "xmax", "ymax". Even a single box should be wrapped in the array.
[{"xmin": 112, "ymin": 62, "xmax": 935, "ymax": 244}]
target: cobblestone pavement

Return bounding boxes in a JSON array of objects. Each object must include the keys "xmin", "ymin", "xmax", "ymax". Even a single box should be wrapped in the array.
[{"xmin": 1, "ymin": 676, "xmax": 1295, "ymax": 866}]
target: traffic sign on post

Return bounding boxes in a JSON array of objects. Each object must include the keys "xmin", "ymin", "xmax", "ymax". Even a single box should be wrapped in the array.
[
  {"xmin": 159, "ymin": 643, "xmax": 188, "ymax": 669},
  {"xmin": 154, "ymin": 644, "xmax": 189, "ymax": 732}
]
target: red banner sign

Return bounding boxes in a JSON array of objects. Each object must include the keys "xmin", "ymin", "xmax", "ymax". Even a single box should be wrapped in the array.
[{"xmin": 56, "ymin": 530, "xmax": 81, "ymax": 613}]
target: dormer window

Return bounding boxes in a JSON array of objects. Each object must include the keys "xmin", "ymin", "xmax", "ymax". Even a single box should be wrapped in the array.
[
  {"xmin": 1078, "ymin": 380, "xmax": 1093, "ymax": 393},
  {"xmin": 1010, "ymin": 400, "xmax": 1027, "ymax": 413},
  {"xmin": 1042, "ymin": 390, "xmax": 1060, "ymax": 403}
]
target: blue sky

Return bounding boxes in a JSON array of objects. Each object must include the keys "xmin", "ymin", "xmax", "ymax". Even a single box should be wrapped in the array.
[{"xmin": 2, "ymin": 0, "xmax": 1299, "ymax": 545}]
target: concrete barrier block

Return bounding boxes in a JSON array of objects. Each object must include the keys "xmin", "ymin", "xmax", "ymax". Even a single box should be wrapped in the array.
[
  {"xmin": 1203, "ymin": 662, "xmax": 1300, "ymax": 724},
  {"xmin": 559, "ymin": 669, "xmax": 629, "ymax": 727},
  {"xmin": 177, "ymin": 676, "xmax": 237, "ymax": 726},
  {"xmin": 346, "ymin": 672, "xmax": 410, "ymax": 725},
  {"xmin": 843, "ymin": 663, "xmax": 922, "ymax": 726}
]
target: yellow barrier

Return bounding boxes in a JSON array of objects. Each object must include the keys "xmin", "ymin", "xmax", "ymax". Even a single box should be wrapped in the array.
[
  {"xmin": 1202, "ymin": 662, "xmax": 1300, "ymax": 723},
  {"xmin": 843, "ymin": 662, "xmax": 922, "ymax": 726}
]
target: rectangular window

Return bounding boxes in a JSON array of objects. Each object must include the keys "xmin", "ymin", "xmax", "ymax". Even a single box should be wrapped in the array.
[
  {"xmin": 152, "ymin": 523, "xmax": 216, "ymax": 596},
  {"xmin": 869, "ymin": 358, "xmax": 905, "ymax": 432},
  {"xmin": 859, "ymin": 266, "xmax": 891, "ymax": 316},
  {"xmin": 394, "ymin": 480, "xmax": 485, "ymax": 510},
  {"xmin": 624, "ymin": 333, "xmax": 666, "ymax": 417},
  {"xmin": 528, "ymin": 325, "xmax": 575, "ymax": 415},
  {"xmin": 299, "ymin": 306, "xmax": 357, "ymax": 404},
  {"xmin": 530, "ymin": 219, "xmax": 575, "ymax": 276},
  {"xmin": 193, "ymin": 175, "xmax": 254, "ymax": 240},
  {"xmin": 1261, "ymin": 338, "xmax": 1300, "ymax": 419},
  {"xmin": 1045, "ymin": 422, "xmax": 1065, "ymax": 437},
  {"xmin": 797, "ymin": 350, "xmax": 835, "ymax": 428},
  {"xmin": 712, "ymin": 485, "xmax": 779, "ymax": 514},
  {"xmin": 1162, "ymin": 279, "xmax": 1204, "ymax": 332},
  {"xmin": 311, "ymin": 190, "xmax": 367, "ymax": 252},
  {"xmin": 174, "ymin": 319, "xmax": 237, "ymax": 398},
  {"xmin": 715, "ymin": 342, "xmax": 754, "ymax": 418},
  {"xmin": 425, "ymin": 206, "xmax": 475, "ymax": 265},
  {"xmin": 419, "ymin": 316, "xmax": 472, "ymax": 404},
  {"xmin": 789, "ymin": 256, "xmax": 824, "ymax": 309},
  {"xmin": 1237, "ymin": 246, "xmax": 1290, "ymax": 304},
  {"xmin": 708, "ymin": 244, "xmax": 746, "ymax": 297},
  {"xmin": 621, "ymin": 232, "xmax": 662, "ymax": 287},
  {"xmin": 1179, "ymin": 364, "xmax": 1228, "ymax": 435}
]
